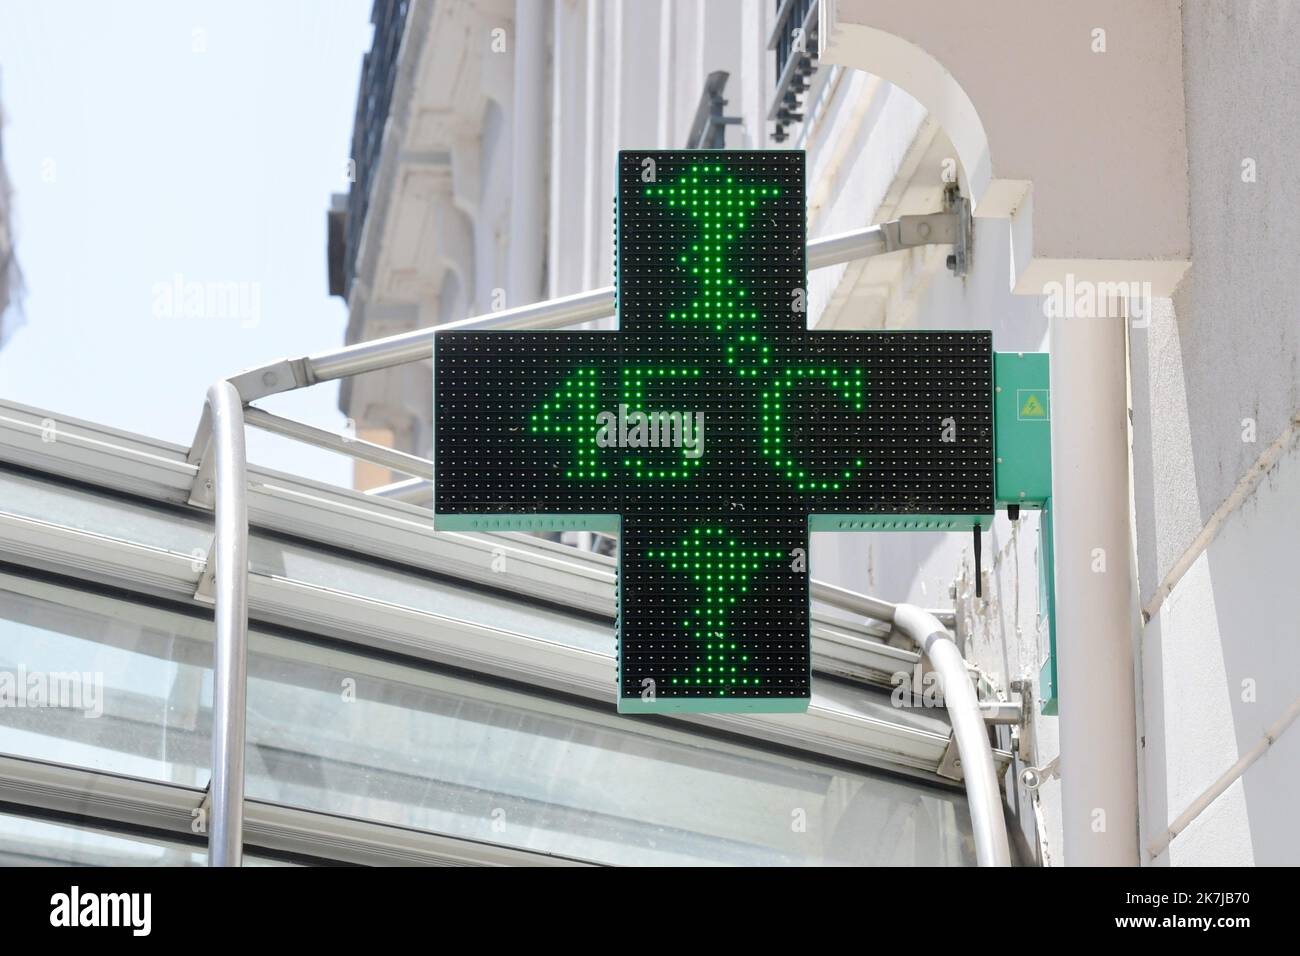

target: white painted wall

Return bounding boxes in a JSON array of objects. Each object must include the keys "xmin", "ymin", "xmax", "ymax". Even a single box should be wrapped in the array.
[
  {"xmin": 1129, "ymin": 1, "xmax": 1300, "ymax": 867},
  {"xmin": 820, "ymin": 0, "xmax": 1191, "ymax": 294}
]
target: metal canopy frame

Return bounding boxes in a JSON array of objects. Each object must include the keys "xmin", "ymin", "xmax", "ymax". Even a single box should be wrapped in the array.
[{"xmin": 187, "ymin": 212, "xmax": 1007, "ymax": 867}]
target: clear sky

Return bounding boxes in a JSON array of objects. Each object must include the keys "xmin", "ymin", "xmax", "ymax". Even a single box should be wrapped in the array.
[{"xmin": 0, "ymin": 0, "xmax": 374, "ymax": 485}]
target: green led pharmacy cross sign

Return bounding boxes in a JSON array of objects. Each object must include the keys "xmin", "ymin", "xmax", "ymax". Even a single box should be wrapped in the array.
[{"xmin": 434, "ymin": 151, "xmax": 995, "ymax": 714}]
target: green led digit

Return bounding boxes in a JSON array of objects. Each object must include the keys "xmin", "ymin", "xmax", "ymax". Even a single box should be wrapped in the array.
[
  {"xmin": 528, "ymin": 367, "xmax": 610, "ymax": 480},
  {"xmin": 759, "ymin": 364, "xmax": 868, "ymax": 491},
  {"xmin": 620, "ymin": 364, "xmax": 706, "ymax": 480}
]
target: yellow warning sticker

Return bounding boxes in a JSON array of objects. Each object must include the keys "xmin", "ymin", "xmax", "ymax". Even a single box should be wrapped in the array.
[{"xmin": 1017, "ymin": 390, "xmax": 1049, "ymax": 421}]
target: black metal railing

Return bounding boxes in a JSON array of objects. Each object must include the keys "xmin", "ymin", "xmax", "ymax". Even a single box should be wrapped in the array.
[
  {"xmin": 341, "ymin": 0, "xmax": 411, "ymax": 297},
  {"xmin": 769, "ymin": 0, "xmax": 819, "ymax": 143}
]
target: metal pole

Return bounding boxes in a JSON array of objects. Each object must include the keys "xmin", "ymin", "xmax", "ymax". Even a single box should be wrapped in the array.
[
  {"xmin": 302, "ymin": 226, "xmax": 890, "ymax": 387},
  {"xmin": 365, "ymin": 476, "xmax": 434, "ymax": 504},
  {"xmin": 581, "ymin": 0, "xmax": 604, "ymax": 290},
  {"xmin": 202, "ymin": 224, "xmax": 898, "ymax": 418},
  {"xmin": 206, "ymin": 381, "xmax": 249, "ymax": 867},
  {"xmin": 307, "ymin": 287, "xmax": 616, "ymax": 384},
  {"xmin": 806, "ymin": 224, "xmax": 888, "ymax": 270},
  {"xmin": 508, "ymin": 0, "xmax": 546, "ymax": 307},
  {"xmin": 803, "ymin": 580, "xmax": 1010, "ymax": 866},
  {"xmin": 893, "ymin": 603, "xmax": 1012, "ymax": 867},
  {"xmin": 245, "ymin": 407, "xmax": 433, "ymax": 480},
  {"xmin": 810, "ymin": 578, "xmax": 955, "ymax": 628},
  {"xmin": 979, "ymin": 701, "xmax": 1026, "ymax": 725}
]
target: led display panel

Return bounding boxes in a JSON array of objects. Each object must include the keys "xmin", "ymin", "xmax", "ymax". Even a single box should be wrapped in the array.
[{"xmin": 434, "ymin": 151, "xmax": 994, "ymax": 713}]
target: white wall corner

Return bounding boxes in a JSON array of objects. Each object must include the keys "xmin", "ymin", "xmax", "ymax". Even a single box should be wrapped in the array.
[{"xmin": 820, "ymin": 0, "xmax": 1191, "ymax": 296}]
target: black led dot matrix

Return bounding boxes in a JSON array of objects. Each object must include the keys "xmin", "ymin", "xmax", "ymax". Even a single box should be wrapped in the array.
[{"xmin": 434, "ymin": 150, "xmax": 995, "ymax": 714}]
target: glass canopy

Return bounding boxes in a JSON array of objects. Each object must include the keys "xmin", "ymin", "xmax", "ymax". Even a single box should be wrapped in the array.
[{"xmin": 0, "ymin": 399, "xmax": 984, "ymax": 866}]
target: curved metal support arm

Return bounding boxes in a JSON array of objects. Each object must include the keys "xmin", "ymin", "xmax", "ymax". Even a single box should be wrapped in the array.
[
  {"xmin": 205, "ymin": 381, "xmax": 249, "ymax": 867},
  {"xmin": 893, "ymin": 604, "xmax": 1012, "ymax": 867}
]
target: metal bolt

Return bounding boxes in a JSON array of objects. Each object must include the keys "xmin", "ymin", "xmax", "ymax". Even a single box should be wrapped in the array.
[
  {"xmin": 262, "ymin": 371, "xmax": 278, "ymax": 387},
  {"xmin": 917, "ymin": 222, "xmax": 932, "ymax": 239}
]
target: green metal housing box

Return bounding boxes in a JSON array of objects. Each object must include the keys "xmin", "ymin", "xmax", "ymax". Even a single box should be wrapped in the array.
[{"xmin": 993, "ymin": 352, "xmax": 1057, "ymax": 714}]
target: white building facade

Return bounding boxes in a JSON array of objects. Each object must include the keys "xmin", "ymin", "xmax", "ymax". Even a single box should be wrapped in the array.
[{"xmin": 331, "ymin": 0, "xmax": 1300, "ymax": 867}]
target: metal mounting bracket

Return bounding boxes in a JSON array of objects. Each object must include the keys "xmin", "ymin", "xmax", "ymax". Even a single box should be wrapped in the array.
[
  {"xmin": 938, "ymin": 736, "xmax": 965, "ymax": 782},
  {"xmin": 193, "ymin": 539, "xmax": 217, "ymax": 605},
  {"xmin": 979, "ymin": 697, "xmax": 1028, "ymax": 726},
  {"xmin": 877, "ymin": 184, "xmax": 972, "ymax": 278},
  {"xmin": 1020, "ymin": 755, "xmax": 1061, "ymax": 792}
]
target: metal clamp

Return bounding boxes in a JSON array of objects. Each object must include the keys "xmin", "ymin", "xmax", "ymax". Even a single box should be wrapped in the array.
[
  {"xmin": 979, "ymin": 699, "xmax": 1027, "ymax": 725},
  {"xmin": 877, "ymin": 184, "xmax": 972, "ymax": 278},
  {"xmin": 1020, "ymin": 755, "xmax": 1060, "ymax": 792}
]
